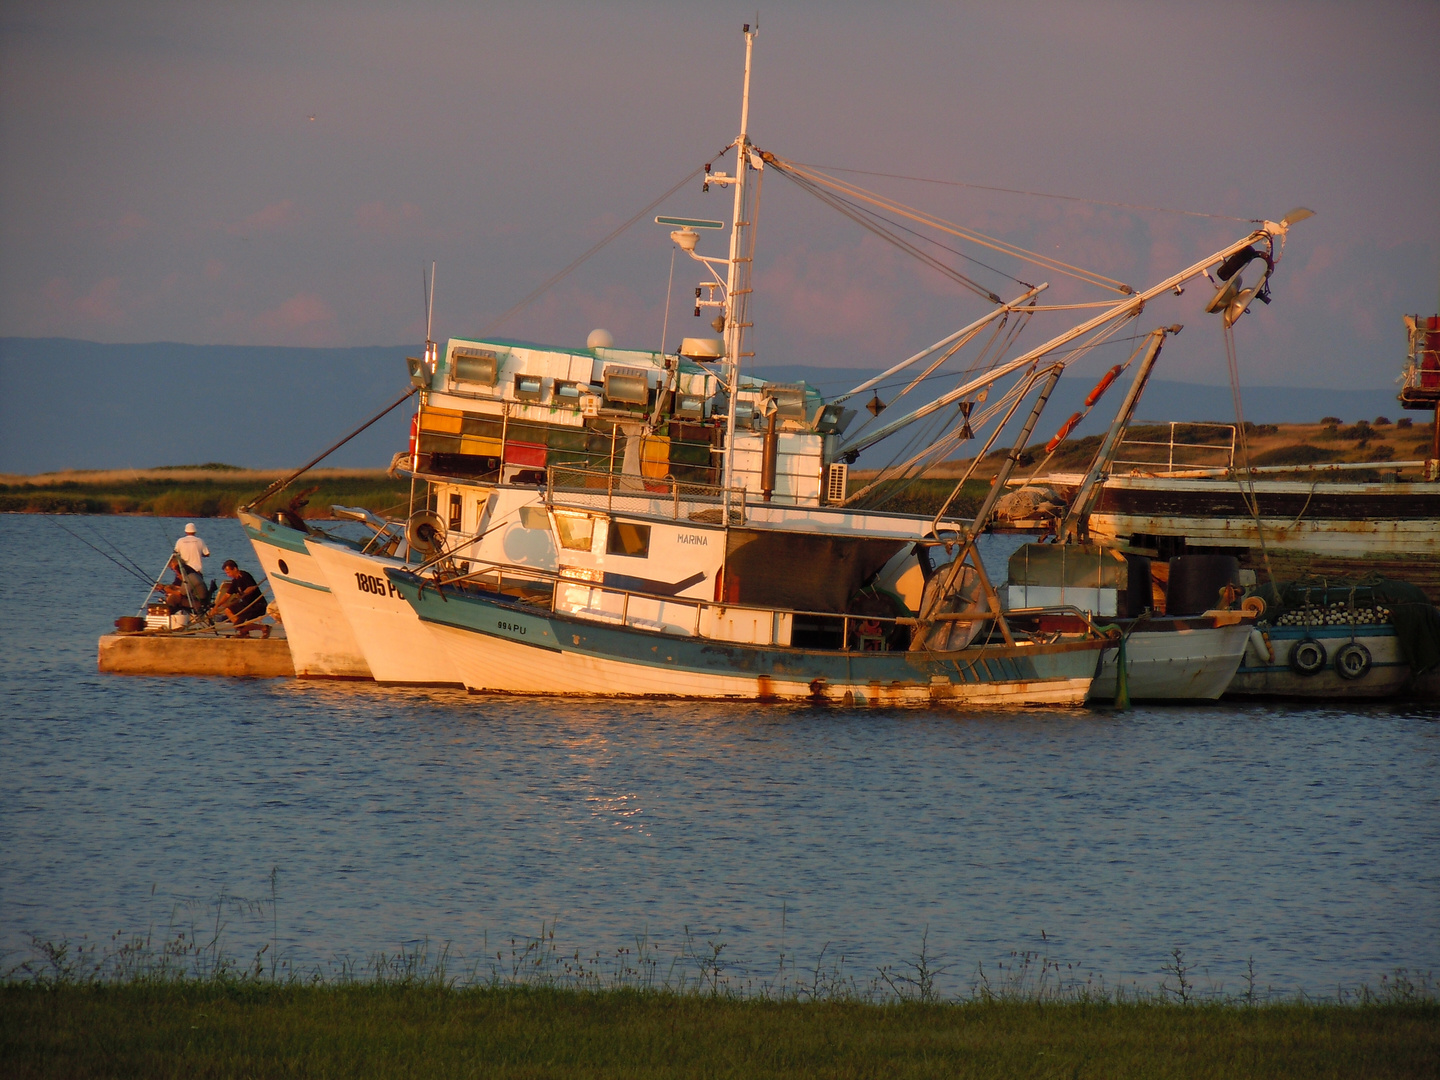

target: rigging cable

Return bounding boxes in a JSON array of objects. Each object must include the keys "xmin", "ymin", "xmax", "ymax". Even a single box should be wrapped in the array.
[
  {"xmin": 788, "ymin": 162, "xmax": 1253, "ymax": 223},
  {"xmin": 857, "ymin": 309, "xmax": 1036, "ymax": 509},
  {"xmin": 1224, "ymin": 323, "xmax": 1276, "ymax": 586},
  {"xmin": 243, "ymin": 386, "xmax": 419, "ymax": 511},
  {"xmin": 856, "ymin": 304, "xmax": 1034, "ymax": 504},
  {"xmin": 763, "ymin": 153, "xmax": 1135, "ymax": 295},
  {"xmin": 768, "ymin": 165, "xmax": 1010, "ymax": 302},
  {"xmin": 481, "ymin": 156, "xmax": 721, "ymax": 337},
  {"xmin": 785, "ymin": 165, "xmax": 1031, "ymax": 291}
]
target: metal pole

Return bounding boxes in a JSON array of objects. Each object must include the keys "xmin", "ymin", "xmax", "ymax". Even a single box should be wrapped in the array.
[
  {"xmin": 913, "ymin": 365, "xmax": 1063, "ymax": 639},
  {"xmin": 720, "ymin": 25, "xmax": 756, "ymax": 496},
  {"xmin": 839, "ymin": 225, "xmax": 1290, "ymax": 458},
  {"xmin": 1057, "ymin": 327, "xmax": 1171, "ymax": 542}
]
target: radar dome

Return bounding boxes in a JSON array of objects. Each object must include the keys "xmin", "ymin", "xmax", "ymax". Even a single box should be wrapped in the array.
[{"xmin": 586, "ymin": 328, "xmax": 614, "ymax": 350}]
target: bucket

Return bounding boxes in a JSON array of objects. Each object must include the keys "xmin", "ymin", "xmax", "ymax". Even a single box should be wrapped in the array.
[
  {"xmin": 168, "ymin": 611, "xmax": 190, "ymax": 630},
  {"xmin": 114, "ymin": 616, "xmax": 145, "ymax": 633}
]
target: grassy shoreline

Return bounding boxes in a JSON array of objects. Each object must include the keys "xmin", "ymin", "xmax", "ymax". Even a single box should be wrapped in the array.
[
  {"xmin": 3, "ymin": 984, "xmax": 1436, "ymax": 1078},
  {"xmin": 0, "ymin": 467, "xmax": 410, "ymax": 519},
  {"xmin": 5, "ymin": 916, "xmax": 1435, "ymax": 1078}
]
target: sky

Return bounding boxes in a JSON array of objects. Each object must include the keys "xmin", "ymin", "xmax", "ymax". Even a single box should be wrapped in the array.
[{"xmin": 2, "ymin": 0, "xmax": 1438, "ymax": 395}]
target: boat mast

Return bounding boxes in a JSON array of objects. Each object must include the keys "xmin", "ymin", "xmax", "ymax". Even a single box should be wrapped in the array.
[{"xmin": 721, "ymin": 24, "xmax": 757, "ymax": 495}]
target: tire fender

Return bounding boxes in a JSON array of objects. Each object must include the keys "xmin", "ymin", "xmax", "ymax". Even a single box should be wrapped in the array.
[
  {"xmin": 1288, "ymin": 638, "xmax": 1327, "ymax": 676},
  {"xmin": 1334, "ymin": 642, "xmax": 1372, "ymax": 681}
]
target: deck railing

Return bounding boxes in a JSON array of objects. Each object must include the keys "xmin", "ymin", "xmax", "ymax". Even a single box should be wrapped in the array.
[
  {"xmin": 1113, "ymin": 422, "xmax": 1236, "ymax": 476},
  {"xmin": 546, "ymin": 465, "xmax": 748, "ymax": 524},
  {"xmin": 446, "ymin": 563, "xmax": 1106, "ymax": 650}
]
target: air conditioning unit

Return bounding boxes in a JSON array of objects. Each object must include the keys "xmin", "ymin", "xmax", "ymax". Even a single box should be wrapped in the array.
[{"xmin": 825, "ymin": 462, "xmax": 848, "ymax": 505}]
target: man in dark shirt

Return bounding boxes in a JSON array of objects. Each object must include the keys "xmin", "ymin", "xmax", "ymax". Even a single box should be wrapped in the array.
[
  {"xmin": 160, "ymin": 555, "xmax": 209, "ymax": 614},
  {"xmin": 214, "ymin": 559, "xmax": 268, "ymax": 636}
]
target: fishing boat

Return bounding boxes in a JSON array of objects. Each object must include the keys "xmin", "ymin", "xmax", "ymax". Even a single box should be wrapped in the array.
[
  {"xmin": 249, "ymin": 25, "xmax": 1316, "ymax": 699},
  {"xmin": 384, "ymin": 565, "xmax": 1103, "ymax": 705},
  {"xmin": 1226, "ymin": 576, "xmax": 1440, "ymax": 699}
]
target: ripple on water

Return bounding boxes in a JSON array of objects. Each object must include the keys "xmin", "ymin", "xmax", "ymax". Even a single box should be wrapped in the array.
[{"xmin": 1, "ymin": 515, "xmax": 1437, "ymax": 995}]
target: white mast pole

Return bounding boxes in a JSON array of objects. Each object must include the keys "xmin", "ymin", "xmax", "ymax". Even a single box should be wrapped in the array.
[{"xmin": 721, "ymin": 24, "xmax": 756, "ymax": 496}]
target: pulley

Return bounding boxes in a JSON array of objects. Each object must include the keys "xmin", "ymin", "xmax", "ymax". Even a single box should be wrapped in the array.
[{"xmin": 406, "ymin": 510, "xmax": 447, "ymax": 558}]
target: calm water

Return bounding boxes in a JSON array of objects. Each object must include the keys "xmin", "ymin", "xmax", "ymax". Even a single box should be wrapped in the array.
[{"xmin": 1, "ymin": 514, "xmax": 1436, "ymax": 996}]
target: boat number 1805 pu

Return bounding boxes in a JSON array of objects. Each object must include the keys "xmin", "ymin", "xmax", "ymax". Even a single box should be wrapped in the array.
[{"xmin": 354, "ymin": 571, "xmax": 399, "ymax": 599}]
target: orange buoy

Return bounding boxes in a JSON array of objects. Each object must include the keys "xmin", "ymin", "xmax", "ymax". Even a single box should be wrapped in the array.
[
  {"xmin": 1084, "ymin": 365, "xmax": 1123, "ymax": 407},
  {"xmin": 1046, "ymin": 411, "xmax": 1084, "ymax": 453}
]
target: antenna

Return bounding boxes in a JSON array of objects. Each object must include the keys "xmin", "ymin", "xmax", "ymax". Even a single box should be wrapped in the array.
[
  {"xmin": 421, "ymin": 262, "xmax": 439, "ymax": 378},
  {"xmin": 425, "ymin": 261, "xmax": 436, "ymax": 344}
]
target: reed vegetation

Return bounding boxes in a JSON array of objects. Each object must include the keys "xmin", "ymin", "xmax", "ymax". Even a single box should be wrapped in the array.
[
  {"xmin": 0, "ymin": 468, "xmax": 410, "ymax": 518},
  {"xmin": 3, "ymin": 889, "xmax": 1434, "ymax": 1078}
]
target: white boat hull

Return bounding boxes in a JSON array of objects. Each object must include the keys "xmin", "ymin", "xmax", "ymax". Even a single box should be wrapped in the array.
[
  {"xmin": 305, "ymin": 539, "xmax": 460, "ymax": 686},
  {"xmin": 1088, "ymin": 623, "xmax": 1251, "ymax": 702},
  {"xmin": 240, "ymin": 511, "xmax": 372, "ymax": 679},
  {"xmin": 423, "ymin": 618, "xmax": 1092, "ymax": 704}
]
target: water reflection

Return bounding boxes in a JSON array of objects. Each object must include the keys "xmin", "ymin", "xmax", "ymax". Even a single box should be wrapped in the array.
[{"xmin": 0, "ymin": 515, "xmax": 1436, "ymax": 997}]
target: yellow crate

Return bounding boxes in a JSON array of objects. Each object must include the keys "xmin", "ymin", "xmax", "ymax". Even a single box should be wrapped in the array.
[
  {"xmin": 418, "ymin": 407, "xmax": 464, "ymax": 435},
  {"xmin": 460, "ymin": 435, "xmax": 503, "ymax": 457},
  {"xmin": 640, "ymin": 435, "xmax": 670, "ymax": 480}
]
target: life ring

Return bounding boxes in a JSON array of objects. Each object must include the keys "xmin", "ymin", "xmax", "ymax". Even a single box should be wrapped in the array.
[
  {"xmin": 1334, "ymin": 642, "xmax": 1372, "ymax": 681},
  {"xmin": 1288, "ymin": 638, "xmax": 1327, "ymax": 676}
]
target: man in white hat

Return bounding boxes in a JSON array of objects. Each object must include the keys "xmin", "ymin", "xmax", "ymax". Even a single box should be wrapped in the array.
[{"xmin": 174, "ymin": 522, "xmax": 210, "ymax": 574}]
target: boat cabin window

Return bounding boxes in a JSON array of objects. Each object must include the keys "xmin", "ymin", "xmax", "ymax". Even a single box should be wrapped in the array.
[
  {"xmin": 554, "ymin": 511, "xmax": 596, "ymax": 552},
  {"xmin": 606, "ymin": 521, "xmax": 651, "ymax": 558},
  {"xmin": 448, "ymin": 493, "xmax": 462, "ymax": 532}
]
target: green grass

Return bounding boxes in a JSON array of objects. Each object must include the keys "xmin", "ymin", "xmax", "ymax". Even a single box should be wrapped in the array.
[
  {"xmin": 0, "ymin": 473, "xmax": 411, "ymax": 519},
  {"xmin": 4, "ymin": 908, "xmax": 1435, "ymax": 1079},
  {"xmin": 2, "ymin": 984, "xmax": 1435, "ymax": 1079}
]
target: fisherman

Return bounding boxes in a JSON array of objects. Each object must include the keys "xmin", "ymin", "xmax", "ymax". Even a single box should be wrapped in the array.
[
  {"xmin": 159, "ymin": 554, "xmax": 210, "ymax": 614},
  {"xmin": 212, "ymin": 559, "xmax": 269, "ymax": 637},
  {"xmin": 174, "ymin": 522, "xmax": 210, "ymax": 574}
]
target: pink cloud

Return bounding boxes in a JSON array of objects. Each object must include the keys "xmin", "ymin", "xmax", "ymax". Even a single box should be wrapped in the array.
[
  {"xmin": 756, "ymin": 238, "xmax": 909, "ymax": 354},
  {"xmin": 75, "ymin": 277, "xmax": 128, "ymax": 326},
  {"xmin": 109, "ymin": 211, "xmax": 151, "ymax": 244},
  {"xmin": 253, "ymin": 292, "xmax": 339, "ymax": 344},
  {"xmin": 227, "ymin": 200, "xmax": 301, "ymax": 236},
  {"xmin": 355, "ymin": 201, "xmax": 424, "ymax": 237}
]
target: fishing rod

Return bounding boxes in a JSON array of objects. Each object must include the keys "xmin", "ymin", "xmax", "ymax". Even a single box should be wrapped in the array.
[
  {"xmin": 46, "ymin": 516, "xmax": 157, "ymax": 587},
  {"xmin": 74, "ymin": 517, "xmax": 151, "ymax": 581}
]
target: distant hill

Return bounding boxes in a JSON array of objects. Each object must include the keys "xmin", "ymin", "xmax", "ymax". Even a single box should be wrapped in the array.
[
  {"xmin": 0, "ymin": 338, "xmax": 414, "ymax": 474},
  {"xmin": 0, "ymin": 338, "xmax": 1407, "ymax": 474}
]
